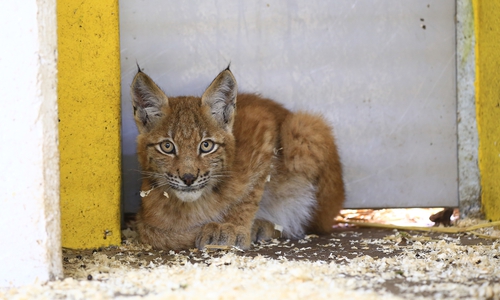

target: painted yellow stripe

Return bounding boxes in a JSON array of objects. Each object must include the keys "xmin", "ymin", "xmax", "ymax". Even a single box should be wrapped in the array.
[
  {"xmin": 473, "ymin": 1, "xmax": 500, "ymax": 221},
  {"xmin": 57, "ymin": 0, "xmax": 121, "ymax": 248}
]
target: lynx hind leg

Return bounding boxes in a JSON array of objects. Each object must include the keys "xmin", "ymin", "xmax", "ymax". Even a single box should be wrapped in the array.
[
  {"xmin": 251, "ymin": 219, "xmax": 277, "ymax": 242},
  {"xmin": 280, "ymin": 112, "xmax": 345, "ymax": 234}
]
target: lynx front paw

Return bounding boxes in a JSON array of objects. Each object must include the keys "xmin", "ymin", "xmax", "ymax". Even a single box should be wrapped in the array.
[{"xmin": 195, "ymin": 223, "xmax": 251, "ymax": 250}]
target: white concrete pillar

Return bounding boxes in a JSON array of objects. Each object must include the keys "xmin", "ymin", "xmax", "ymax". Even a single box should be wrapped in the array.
[{"xmin": 0, "ymin": 0, "xmax": 62, "ymax": 287}]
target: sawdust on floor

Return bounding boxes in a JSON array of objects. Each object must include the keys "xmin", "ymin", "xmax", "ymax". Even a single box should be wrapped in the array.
[{"xmin": 2, "ymin": 216, "xmax": 500, "ymax": 300}]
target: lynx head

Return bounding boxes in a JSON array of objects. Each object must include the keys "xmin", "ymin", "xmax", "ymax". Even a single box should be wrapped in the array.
[{"xmin": 131, "ymin": 67, "xmax": 237, "ymax": 202}]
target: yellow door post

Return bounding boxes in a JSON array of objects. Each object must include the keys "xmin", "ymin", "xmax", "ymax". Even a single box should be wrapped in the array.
[
  {"xmin": 473, "ymin": 1, "xmax": 500, "ymax": 221},
  {"xmin": 57, "ymin": 0, "xmax": 121, "ymax": 248}
]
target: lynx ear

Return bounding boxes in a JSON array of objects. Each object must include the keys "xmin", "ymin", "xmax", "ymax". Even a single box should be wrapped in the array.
[
  {"xmin": 201, "ymin": 67, "xmax": 237, "ymax": 132},
  {"xmin": 130, "ymin": 70, "xmax": 169, "ymax": 133}
]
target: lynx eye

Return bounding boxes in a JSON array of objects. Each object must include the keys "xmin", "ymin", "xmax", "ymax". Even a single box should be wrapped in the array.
[
  {"xmin": 158, "ymin": 140, "xmax": 176, "ymax": 155},
  {"xmin": 199, "ymin": 140, "xmax": 216, "ymax": 154}
]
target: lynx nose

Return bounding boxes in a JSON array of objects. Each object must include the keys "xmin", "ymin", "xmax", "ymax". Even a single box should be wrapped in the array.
[{"xmin": 181, "ymin": 173, "xmax": 196, "ymax": 186}]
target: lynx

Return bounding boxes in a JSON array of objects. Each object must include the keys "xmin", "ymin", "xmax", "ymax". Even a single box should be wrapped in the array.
[{"xmin": 131, "ymin": 66, "xmax": 344, "ymax": 250}]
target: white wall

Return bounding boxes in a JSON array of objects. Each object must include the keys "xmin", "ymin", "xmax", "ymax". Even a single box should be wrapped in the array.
[
  {"xmin": 0, "ymin": 0, "xmax": 62, "ymax": 287},
  {"xmin": 120, "ymin": 0, "xmax": 458, "ymax": 210}
]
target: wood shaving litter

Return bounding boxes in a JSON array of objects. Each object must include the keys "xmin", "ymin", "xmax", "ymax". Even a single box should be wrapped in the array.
[
  {"xmin": 3, "ymin": 253, "xmax": 403, "ymax": 300},
  {"xmin": 2, "ymin": 223, "xmax": 500, "ymax": 299}
]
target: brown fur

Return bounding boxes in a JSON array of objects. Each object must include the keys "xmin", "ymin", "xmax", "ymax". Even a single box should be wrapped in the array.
[{"xmin": 131, "ymin": 67, "xmax": 344, "ymax": 250}]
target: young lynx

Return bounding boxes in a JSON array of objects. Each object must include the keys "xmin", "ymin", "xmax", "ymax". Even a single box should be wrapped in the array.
[{"xmin": 131, "ymin": 66, "xmax": 344, "ymax": 250}]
